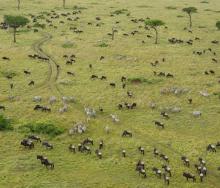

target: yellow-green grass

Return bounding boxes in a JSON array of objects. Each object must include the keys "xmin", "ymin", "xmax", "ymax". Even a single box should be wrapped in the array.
[{"xmin": 0, "ymin": 0, "xmax": 220, "ymax": 187}]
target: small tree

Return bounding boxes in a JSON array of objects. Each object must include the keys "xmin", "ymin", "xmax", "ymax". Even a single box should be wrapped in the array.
[
  {"xmin": 182, "ymin": 7, "xmax": 197, "ymax": 28},
  {"xmin": 4, "ymin": 15, "xmax": 29, "ymax": 43},
  {"xmin": 216, "ymin": 21, "xmax": 220, "ymax": 30},
  {"xmin": 145, "ymin": 19, "xmax": 165, "ymax": 44},
  {"xmin": 63, "ymin": 0, "xmax": 66, "ymax": 8},
  {"xmin": 17, "ymin": 0, "xmax": 20, "ymax": 10}
]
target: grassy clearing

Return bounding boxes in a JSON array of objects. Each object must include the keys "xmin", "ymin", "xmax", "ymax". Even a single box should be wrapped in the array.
[{"xmin": 0, "ymin": 0, "xmax": 220, "ymax": 187}]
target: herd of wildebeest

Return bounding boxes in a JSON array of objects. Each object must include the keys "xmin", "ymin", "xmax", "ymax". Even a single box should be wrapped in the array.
[{"xmin": 0, "ymin": 2, "xmax": 220, "ymax": 186}]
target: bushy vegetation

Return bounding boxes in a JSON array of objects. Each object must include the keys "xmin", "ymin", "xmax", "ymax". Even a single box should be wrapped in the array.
[
  {"xmin": 0, "ymin": 115, "xmax": 13, "ymax": 131},
  {"xmin": 33, "ymin": 22, "xmax": 46, "ymax": 29},
  {"xmin": 111, "ymin": 9, "xmax": 129, "ymax": 15},
  {"xmin": 19, "ymin": 122, "xmax": 64, "ymax": 137}
]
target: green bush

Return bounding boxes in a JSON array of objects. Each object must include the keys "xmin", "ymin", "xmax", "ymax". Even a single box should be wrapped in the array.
[
  {"xmin": 0, "ymin": 115, "xmax": 13, "ymax": 131},
  {"xmin": 98, "ymin": 42, "xmax": 108, "ymax": 47},
  {"xmin": 111, "ymin": 9, "xmax": 128, "ymax": 15},
  {"xmin": 20, "ymin": 122, "xmax": 64, "ymax": 137}
]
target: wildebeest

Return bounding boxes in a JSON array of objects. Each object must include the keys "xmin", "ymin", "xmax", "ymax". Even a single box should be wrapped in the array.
[
  {"xmin": 95, "ymin": 149, "xmax": 102, "ymax": 159},
  {"xmin": 28, "ymin": 80, "xmax": 35, "ymax": 86},
  {"xmin": 122, "ymin": 130, "xmax": 132, "ymax": 137},
  {"xmin": 28, "ymin": 135, "xmax": 41, "ymax": 142},
  {"xmin": 206, "ymin": 144, "xmax": 216, "ymax": 152},
  {"xmin": 110, "ymin": 83, "xmax": 116, "ymax": 87},
  {"xmin": 69, "ymin": 144, "xmax": 76, "ymax": 153},
  {"xmin": 181, "ymin": 156, "xmax": 190, "ymax": 167},
  {"xmin": 183, "ymin": 172, "xmax": 196, "ymax": 182},
  {"xmin": 21, "ymin": 139, "xmax": 34, "ymax": 149},
  {"xmin": 82, "ymin": 138, "xmax": 94, "ymax": 145},
  {"xmin": 138, "ymin": 146, "xmax": 145, "ymax": 155},
  {"xmin": 162, "ymin": 165, "xmax": 171, "ymax": 177},
  {"xmin": 0, "ymin": 105, "xmax": 5, "ymax": 111},
  {"xmin": 152, "ymin": 167, "xmax": 162, "ymax": 178},
  {"xmin": 160, "ymin": 154, "xmax": 169, "ymax": 163},
  {"xmin": 42, "ymin": 141, "xmax": 53, "ymax": 149},
  {"xmin": 41, "ymin": 158, "xmax": 54, "ymax": 169},
  {"xmin": 154, "ymin": 121, "xmax": 165, "ymax": 129},
  {"xmin": 24, "ymin": 70, "xmax": 31, "ymax": 75}
]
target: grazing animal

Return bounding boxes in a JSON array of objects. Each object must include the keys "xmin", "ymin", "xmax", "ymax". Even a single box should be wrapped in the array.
[
  {"xmin": 41, "ymin": 158, "xmax": 54, "ymax": 169},
  {"xmin": 154, "ymin": 121, "xmax": 165, "ymax": 129},
  {"xmin": 33, "ymin": 96, "xmax": 42, "ymax": 102},
  {"xmin": 110, "ymin": 83, "xmax": 116, "ymax": 87},
  {"xmin": 160, "ymin": 154, "xmax": 169, "ymax": 163},
  {"xmin": 28, "ymin": 135, "xmax": 41, "ymax": 142},
  {"xmin": 21, "ymin": 139, "xmax": 34, "ymax": 149},
  {"xmin": 161, "ymin": 112, "xmax": 169, "ymax": 119},
  {"xmin": 42, "ymin": 141, "xmax": 53, "ymax": 149},
  {"xmin": 24, "ymin": 70, "xmax": 31, "ymax": 75},
  {"xmin": 153, "ymin": 148, "xmax": 159, "ymax": 157},
  {"xmin": 95, "ymin": 149, "xmax": 102, "ymax": 159},
  {"xmin": 206, "ymin": 144, "xmax": 216, "ymax": 152},
  {"xmin": 162, "ymin": 165, "xmax": 171, "ymax": 177},
  {"xmin": 0, "ymin": 105, "xmax": 5, "ymax": 111},
  {"xmin": 152, "ymin": 167, "xmax": 162, "ymax": 178},
  {"xmin": 183, "ymin": 172, "xmax": 196, "ymax": 182},
  {"xmin": 138, "ymin": 146, "xmax": 145, "ymax": 155},
  {"xmin": 82, "ymin": 138, "xmax": 94, "ymax": 145},
  {"xmin": 181, "ymin": 156, "xmax": 190, "ymax": 167},
  {"xmin": 163, "ymin": 173, "xmax": 170, "ymax": 185},
  {"xmin": 99, "ymin": 140, "xmax": 104, "ymax": 149},
  {"xmin": 28, "ymin": 81, "xmax": 35, "ymax": 86},
  {"xmin": 122, "ymin": 130, "xmax": 132, "ymax": 137},
  {"xmin": 69, "ymin": 144, "xmax": 76, "ymax": 153},
  {"xmin": 122, "ymin": 150, "xmax": 126, "ymax": 157}
]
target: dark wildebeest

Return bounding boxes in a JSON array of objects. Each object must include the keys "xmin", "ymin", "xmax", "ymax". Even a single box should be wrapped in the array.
[
  {"xmin": 154, "ymin": 121, "xmax": 165, "ymax": 129},
  {"xmin": 152, "ymin": 167, "xmax": 162, "ymax": 178},
  {"xmin": 162, "ymin": 165, "xmax": 172, "ymax": 177},
  {"xmin": 138, "ymin": 146, "xmax": 145, "ymax": 155},
  {"xmin": 42, "ymin": 141, "xmax": 53, "ymax": 149},
  {"xmin": 82, "ymin": 138, "xmax": 93, "ymax": 145},
  {"xmin": 95, "ymin": 149, "xmax": 102, "ymax": 159},
  {"xmin": 28, "ymin": 135, "xmax": 41, "ymax": 142},
  {"xmin": 181, "ymin": 156, "xmax": 190, "ymax": 167},
  {"xmin": 183, "ymin": 172, "xmax": 196, "ymax": 182},
  {"xmin": 69, "ymin": 144, "xmax": 76, "ymax": 153},
  {"xmin": 206, "ymin": 144, "xmax": 216, "ymax": 152},
  {"xmin": 41, "ymin": 158, "xmax": 54, "ymax": 169},
  {"xmin": 160, "ymin": 154, "xmax": 169, "ymax": 163},
  {"xmin": 122, "ymin": 130, "xmax": 132, "ymax": 137},
  {"xmin": 0, "ymin": 105, "xmax": 5, "ymax": 111},
  {"xmin": 21, "ymin": 139, "xmax": 34, "ymax": 149},
  {"xmin": 28, "ymin": 80, "xmax": 35, "ymax": 86}
]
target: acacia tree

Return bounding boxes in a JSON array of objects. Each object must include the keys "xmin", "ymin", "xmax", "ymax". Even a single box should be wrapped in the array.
[
  {"xmin": 4, "ymin": 15, "xmax": 29, "ymax": 43},
  {"xmin": 182, "ymin": 7, "xmax": 197, "ymax": 28},
  {"xmin": 216, "ymin": 21, "xmax": 220, "ymax": 30},
  {"xmin": 17, "ymin": 0, "xmax": 20, "ymax": 10},
  {"xmin": 145, "ymin": 19, "xmax": 165, "ymax": 44}
]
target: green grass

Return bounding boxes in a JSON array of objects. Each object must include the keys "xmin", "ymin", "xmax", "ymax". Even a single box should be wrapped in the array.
[{"xmin": 0, "ymin": 0, "xmax": 220, "ymax": 187}]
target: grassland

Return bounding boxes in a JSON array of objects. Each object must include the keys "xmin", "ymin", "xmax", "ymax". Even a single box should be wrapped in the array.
[{"xmin": 0, "ymin": 0, "xmax": 220, "ymax": 187}]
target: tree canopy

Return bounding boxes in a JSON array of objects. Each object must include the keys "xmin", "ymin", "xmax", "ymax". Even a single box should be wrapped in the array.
[
  {"xmin": 216, "ymin": 21, "xmax": 220, "ymax": 30},
  {"xmin": 4, "ymin": 15, "xmax": 29, "ymax": 28},
  {"xmin": 182, "ymin": 7, "xmax": 197, "ymax": 14},
  {"xmin": 144, "ymin": 19, "xmax": 165, "ymax": 28}
]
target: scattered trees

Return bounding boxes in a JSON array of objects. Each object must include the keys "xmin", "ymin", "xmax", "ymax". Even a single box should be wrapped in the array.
[
  {"xmin": 182, "ymin": 7, "xmax": 197, "ymax": 28},
  {"xmin": 216, "ymin": 21, "xmax": 220, "ymax": 30},
  {"xmin": 4, "ymin": 15, "xmax": 29, "ymax": 43},
  {"xmin": 145, "ymin": 19, "xmax": 165, "ymax": 44}
]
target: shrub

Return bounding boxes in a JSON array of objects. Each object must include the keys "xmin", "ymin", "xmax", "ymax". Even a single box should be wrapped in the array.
[
  {"xmin": 98, "ymin": 42, "xmax": 108, "ymax": 47},
  {"xmin": 62, "ymin": 41, "xmax": 75, "ymax": 48},
  {"xmin": 20, "ymin": 122, "xmax": 64, "ymax": 137},
  {"xmin": 0, "ymin": 115, "xmax": 13, "ymax": 131},
  {"xmin": 216, "ymin": 21, "xmax": 220, "ymax": 30},
  {"xmin": 111, "ymin": 9, "xmax": 128, "ymax": 15},
  {"xmin": 1, "ymin": 71, "xmax": 17, "ymax": 79}
]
